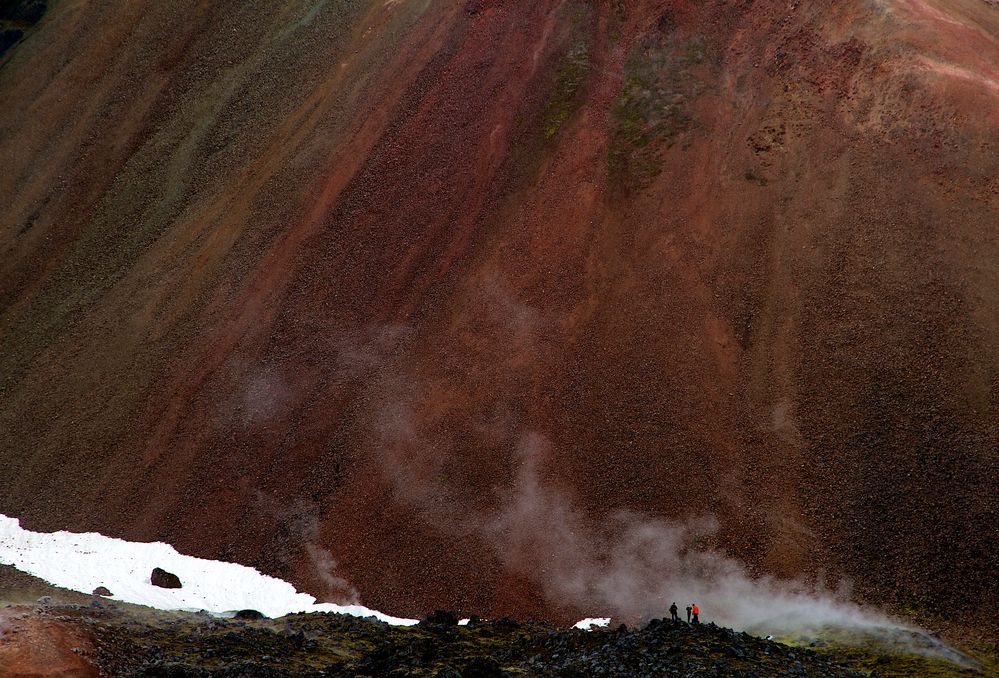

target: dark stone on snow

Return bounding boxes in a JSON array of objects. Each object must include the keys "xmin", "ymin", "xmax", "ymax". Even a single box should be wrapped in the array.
[
  {"xmin": 92, "ymin": 586, "xmax": 113, "ymax": 596},
  {"xmin": 151, "ymin": 567, "xmax": 183, "ymax": 589}
]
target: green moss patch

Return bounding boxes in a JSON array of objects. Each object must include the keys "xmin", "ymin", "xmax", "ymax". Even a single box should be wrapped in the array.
[
  {"xmin": 607, "ymin": 34, "xmax": 711, "ymax": 192},
  {"xmin": 777, "ymin": 627, "xmax": 996, "ymax": 678},
  {"xmin": 541, "ymin": 40, "xmax": 591, "ymax": 140}
]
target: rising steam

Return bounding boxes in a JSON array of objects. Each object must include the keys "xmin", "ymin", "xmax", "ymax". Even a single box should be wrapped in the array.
[
  {"xmin": 488, "ymin": 431, "xmax": 893, "ymax": 635},
  {"xmin": 324, "ymin": 279, "xmax": 976, "ymax": 669},
  {"xmin": 254, "ymin": 491, "xmax": 360, "ymax": 605}
]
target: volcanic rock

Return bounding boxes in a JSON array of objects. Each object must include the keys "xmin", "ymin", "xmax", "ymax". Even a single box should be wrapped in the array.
[
  {"xmin": 461, "ymin": 656, "xmax": 505, "ymax": 677},
  {"xmin": 150, "ymin": 568, "xmax": 182, "ymax": 589},
  {"xmin": 92, "ymin": 586, "xmax": 112, "ymax": 596},
  {"xmin": 420, "ymin": 610, "xmax": 459, "ymax": 628}
]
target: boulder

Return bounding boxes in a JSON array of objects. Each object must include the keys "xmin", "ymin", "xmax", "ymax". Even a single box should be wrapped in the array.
[
  {"xmin": 150, "ymin": 567, "xmax": 182, "ymax": 589},
  {"xmin": 233, "ymin": 609, "xmax": 267, "ymax": 621},
  {"xmin": 92, "ymin": 586, "xmax": 112, "ymax": 597}
]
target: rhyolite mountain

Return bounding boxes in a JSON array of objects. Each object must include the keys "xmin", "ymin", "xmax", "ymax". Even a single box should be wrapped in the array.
[{"xmin": 1, "ymin": 0, "xmax": 996, "ymax": 632}]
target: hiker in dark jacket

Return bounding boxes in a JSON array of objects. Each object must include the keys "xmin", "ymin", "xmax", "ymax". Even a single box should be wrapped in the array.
[
  {"xmin": 669, "ymin": 602, "xmax": 679, "ymax": 621},
  {"xmin": 685, "ymin": 605, "xmax": 692, "ymax": 623}
]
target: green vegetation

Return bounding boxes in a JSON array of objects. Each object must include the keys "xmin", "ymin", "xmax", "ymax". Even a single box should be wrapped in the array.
[
  {"xmin": 608, "ymin": 0, "xmax": 628, "ymax": 45},
  {"xmin": 607, "ymin": 35, "xmax": 711, "ymax": 191},
  {"xmin": 814, "ymin": 641, "xmax": 990, "ymax": 677},
  {"xmin": 686, "ymin": 36, "xmax": 708, "ymax": 64},
  {"xmin": 777, "ymin": 628, "xmax": 997, "ymax": 678},
  {"xmin": 541, "ymin": 39, "xmax": 591, "ymax": 140}
]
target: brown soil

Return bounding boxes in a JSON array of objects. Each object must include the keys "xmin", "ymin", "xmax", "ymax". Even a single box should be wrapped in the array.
[
  {"xmin": 0, "ymin": 0, "xmax": 996, "ymax": 636},
  {"xmin": 0, "ymin": 608, "xmax": 97, "ymax": 678}
]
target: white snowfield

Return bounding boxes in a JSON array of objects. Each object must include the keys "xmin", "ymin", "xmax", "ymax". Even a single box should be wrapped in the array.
[
  {"xmin": 0, "ymin": 515, "xmax": 416, "ymax": 624},
  {"xmin": 0, "ymin": 515, "xmax": 604, "ymax": 629}
]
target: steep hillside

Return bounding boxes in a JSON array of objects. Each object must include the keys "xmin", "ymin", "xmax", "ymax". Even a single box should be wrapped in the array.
[{"xmin": 1, "ymin": 0, "xmax": 996, "ymax": 632}]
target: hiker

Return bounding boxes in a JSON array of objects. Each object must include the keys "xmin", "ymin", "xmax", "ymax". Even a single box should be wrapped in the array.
[
  {"xmin": 685, "ymin": 605, "xmax": 692, "ymax": 623},
  {"xmin": 691, "ymin": 603, "xmax": 700, "ymax": 624},
  {"xmin": 669, "ymin": 602, "xmax": 679, "ymax": 622}
]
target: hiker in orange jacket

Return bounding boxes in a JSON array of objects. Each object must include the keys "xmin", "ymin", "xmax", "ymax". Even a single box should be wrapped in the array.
[{"xmin": 691, "ymin": 603, "xmax": 700, "ymax": 624}]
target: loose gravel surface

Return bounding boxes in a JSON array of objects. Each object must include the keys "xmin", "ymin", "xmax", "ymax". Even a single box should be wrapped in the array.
[{"xmin": 0, "ymin": 0, "xmax": 996, "ymax": 636}]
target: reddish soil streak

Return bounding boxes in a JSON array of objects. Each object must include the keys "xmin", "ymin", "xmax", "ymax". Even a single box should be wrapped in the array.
[{"xmin": 0, "ymin": 609, "xmax": 97, "ymax": 678}]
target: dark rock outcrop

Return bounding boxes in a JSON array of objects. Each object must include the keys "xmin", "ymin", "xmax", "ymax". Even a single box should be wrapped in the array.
[
  {"xmin": 0, "ymin": 28, "xmax": 23, "ymax": 56},
  {"xmin": 150, "ymin": 568, "xmax": 182, "ymax": 589},
  {"xmin": 93, "ymin": 586, "xmax": 113, "ymax": 596},
  {"xmin": 419, "ymin": 610, "xmax": 459, "ymax": 628},
  {"xmin": 78, "ymin": 608, "xmax": 883, "ymax": 677},
  {"xmin": 0, "ymin": 0, "xmax": 47, "ymax": 57},
  {"xmin": 0, "ymin": 0, "xmax": 47, "ymax": 24}
]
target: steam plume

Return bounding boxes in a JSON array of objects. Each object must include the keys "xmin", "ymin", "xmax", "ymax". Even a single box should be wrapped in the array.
[
  {"xmin": 254, "ymin": 492, "xmax": 359, "ymax": 605},
  {"xmin": 488, "ymin": 432, "xmax": 893, "ymax": 635}
]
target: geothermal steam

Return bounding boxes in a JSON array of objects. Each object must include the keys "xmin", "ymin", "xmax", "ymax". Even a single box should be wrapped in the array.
[
  {"xmin": 334, "ymin": 274, "xmax": 906, "ymax": 636},
  {"xmin": 488, "ymin": 432, "xmax": 893, "ymax": 634},
  {"xmin": 254, "ymin": 492, "xmax": 360, "ymax": 605},
  {"xmin": 361, "ymin": 375, "xmax": 898, "ymax": 633}
]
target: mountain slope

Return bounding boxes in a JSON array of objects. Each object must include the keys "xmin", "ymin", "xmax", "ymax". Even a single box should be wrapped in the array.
[{"xmin": 1, "ymin": 0, "xmax": 996, "ymax": 629}]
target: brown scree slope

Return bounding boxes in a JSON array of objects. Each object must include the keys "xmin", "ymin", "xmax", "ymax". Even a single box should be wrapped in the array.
[{"xmin": 0, "ymin": 0, "xmax": 997, "ymax": 629}]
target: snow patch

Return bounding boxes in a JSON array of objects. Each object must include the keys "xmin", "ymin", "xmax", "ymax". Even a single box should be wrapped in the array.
[
  {"xmin": 0, "ymin": 515, "xmax": 416, "ymax": 624},
  {"xmin": 0, "ymin": 515, "xmax": 611, "ymax": 632},
  {"xmin": 0, "ymin": 515, "xmax": 614, "ymax": 631},
  {"xmin": 573, "ymin": 617, "xmax": 611, "ymax": 630}
]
